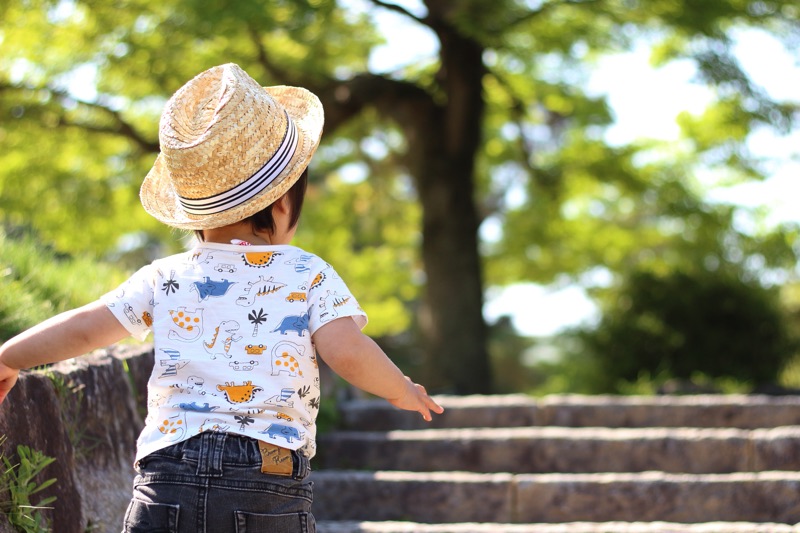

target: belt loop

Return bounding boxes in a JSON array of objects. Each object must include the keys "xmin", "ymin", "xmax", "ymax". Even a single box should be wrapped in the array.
[
  {"xmin": 292, "ymin": 449, "xmax": 309, "ymax": 480},
  {"xmin": 196, "ymin": 432, "xmax": 226, "ymax": 477}
]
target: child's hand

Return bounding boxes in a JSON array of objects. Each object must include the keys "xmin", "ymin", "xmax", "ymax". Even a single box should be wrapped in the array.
[
  {"xmin": 313, "ymin": 318, "xmax": 444, "ymax": 422},
  {"xmin": 0, "ymin": 360, "xmax": 19, "ymax": 405},
  {"xmin": 387, "ymin": 377, "xmax": 444, "ymax": 422}
]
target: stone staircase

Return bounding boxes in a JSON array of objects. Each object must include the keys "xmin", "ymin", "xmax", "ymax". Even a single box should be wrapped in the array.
[{"xmin": 311, "ymin": 394, "xmax": 800, "ymax": 532}]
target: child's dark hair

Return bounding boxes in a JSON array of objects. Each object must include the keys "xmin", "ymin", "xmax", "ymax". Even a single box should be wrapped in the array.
[{"xmin": 195, "ymin": 169, "xmax": 308, "ymax": 241}]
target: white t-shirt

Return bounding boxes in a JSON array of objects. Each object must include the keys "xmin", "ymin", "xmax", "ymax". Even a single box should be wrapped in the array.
[{"xmin": 102, "ymin": 242, "xmax": 367, "ymax": 461}]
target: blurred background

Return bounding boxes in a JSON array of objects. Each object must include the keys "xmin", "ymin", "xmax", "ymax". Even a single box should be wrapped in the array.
[{"xmin": 1, "ymin": 0, "xmax": 799, "ymax": 396}]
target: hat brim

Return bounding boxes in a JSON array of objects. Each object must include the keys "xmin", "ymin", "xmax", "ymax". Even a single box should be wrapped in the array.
[{"xmin": 140, "ymin": 85, "xmax": 323, "ymax": 230}]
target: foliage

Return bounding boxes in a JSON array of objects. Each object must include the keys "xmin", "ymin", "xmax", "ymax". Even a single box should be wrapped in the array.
[
  {"xmin": 0, "ymin": 439, "xmax": 57, "ymax": 533},
  {"xmin": 0, "ymin": 0, "xmax": 376, "ymax": 253},
  {"xmin": 294, "ymin": 140, "xmax": 423, "ymax": 338},
  {"xmin": 778, "ymin": 356, "xmax": 800, "ymax": 390},
  {"xmin": 44, "ymin": 370, "xmax": 101, "ymax": 460},
  {"xmin": 573, "ymin": 269, "xmax": 799, "ymax": 392},
  {"xmin": 487, "ymin": 317, "xmax": 538, "ymax": 393},
  {"xmin": 0, "ymin": 228, "xmax": 129, "ymax": 341},
  {"xmin": 1, "ymin": 0, "xmax": 800, "ymax": 390},
  {"xmin": 520, "ymin": 336, "xmax": 611, "ymax": 396}
]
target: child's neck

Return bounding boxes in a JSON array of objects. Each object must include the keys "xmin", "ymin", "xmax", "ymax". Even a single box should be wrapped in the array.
[{"xmin": 202, "ymin": 224, "xmax": 275, "ymax": 246}]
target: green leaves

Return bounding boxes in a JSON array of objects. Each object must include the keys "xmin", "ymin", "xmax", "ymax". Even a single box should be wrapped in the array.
[
  {"xmin": 295, "ymin": 163, "xmax": 422, "ymax": 337},
  {"xmin": 0, "ymin": 440, "xmax": 57, "ymax": 533},
  {"xmin": 1, "ymin": 0, "xmax": 798, "ymax": 349},
  {"xmin": 577, "ymin": 269, "xmax": 798, "ymax": 390},
  {"xmin": 0, "ymin": 229, "xmax": 128, "ymax": 340}
]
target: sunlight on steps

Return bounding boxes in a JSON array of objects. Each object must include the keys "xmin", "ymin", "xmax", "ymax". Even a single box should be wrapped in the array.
[{"xmin": 312, "ymin": 394, "xmax": 800, "ymax": 533}]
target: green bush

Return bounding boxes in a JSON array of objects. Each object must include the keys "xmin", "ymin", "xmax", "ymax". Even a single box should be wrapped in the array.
[
  {"xmin": 576, "ymin": 270, "xmax": 798, "ymax": 392},
  {"xmin": 0, "ymin": 229, "xmax": 128, "ymax": 341},
  {"xmin": 0, "ymin": 439, "xmax": 57, "ymax": 533}
]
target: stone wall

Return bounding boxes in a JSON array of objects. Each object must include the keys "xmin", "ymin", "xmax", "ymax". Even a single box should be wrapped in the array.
[{"xmin": 0, "ymin": 344, "xmax": 154, "ymax": 533}]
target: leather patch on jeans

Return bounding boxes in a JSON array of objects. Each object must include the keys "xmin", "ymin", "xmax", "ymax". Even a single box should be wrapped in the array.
[{"xmin": 258, "ymin": 441, "xmax": 293, "ymax": 476}]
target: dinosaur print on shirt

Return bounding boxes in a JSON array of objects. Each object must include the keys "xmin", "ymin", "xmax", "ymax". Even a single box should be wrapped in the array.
[{"xmin": 102, "ymin": 243, "xmax": 367, "ymax": 463}]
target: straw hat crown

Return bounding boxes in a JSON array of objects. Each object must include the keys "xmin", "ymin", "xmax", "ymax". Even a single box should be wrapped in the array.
[{"xmin": 140, "ymin": 63, "xmax": 324, "ymax": 229}]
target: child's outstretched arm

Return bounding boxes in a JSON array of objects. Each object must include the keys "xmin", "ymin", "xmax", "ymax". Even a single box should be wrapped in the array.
[
  {"xmin": 0, "ymin": 300, "xmax": 129, "ymax": 404},
  {"xmin": 312, "ymin": 317, "xmax": 444, "ymax": 421}
]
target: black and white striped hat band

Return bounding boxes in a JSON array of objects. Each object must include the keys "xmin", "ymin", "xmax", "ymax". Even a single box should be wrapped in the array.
[{"xmin": 177, "ymin": 111, "xmax": 299, "ymax": 215}]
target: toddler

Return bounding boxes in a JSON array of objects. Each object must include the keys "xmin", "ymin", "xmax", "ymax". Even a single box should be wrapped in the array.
[{"xmin": 0, "ymin": 63, "xmax": 443, "ymax": 532}]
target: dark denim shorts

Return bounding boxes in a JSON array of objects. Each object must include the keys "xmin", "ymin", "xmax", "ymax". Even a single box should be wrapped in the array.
[{"xmin": 122, "ymin": 432, "xmax": 314, "ymax": 533}]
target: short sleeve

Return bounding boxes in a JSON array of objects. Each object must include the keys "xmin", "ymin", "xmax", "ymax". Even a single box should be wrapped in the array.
[
  {"xmin": 307, "ymin": 263, "xmax": 368, "ymax": 336},
  {"xmin": 101, "ymin": 265, "xmax": 156, "ymax": 341}
]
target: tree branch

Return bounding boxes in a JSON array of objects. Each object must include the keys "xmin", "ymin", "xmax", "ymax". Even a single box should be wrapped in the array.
[
  {"xmin": 367, "ymin": 0, "xmax": 426, "ymax": 25},
  {"xmin": 243, "ymin": 24, "xmax": 436, "ymax": 135},
  {"xmin": 506, "ymin": 0, "xmax": 601, "ymax": 30},
  {"xmin": 58, "ymin": 91, "xmax": 160, "ymax": 152},
  {"xmin": 247, "ymin": 24, "xmax": 296, "ymax": 83},
  {"xmin": 318, "ymin": 73, "xmax": 437, "ymax": 135},
  {"xmin": 0, "ymin": 83, "xmax": 159, "ymax": 152},
  {"xmin": 485, "ymin": 69, "xmax": 565, "ymax": 196}
]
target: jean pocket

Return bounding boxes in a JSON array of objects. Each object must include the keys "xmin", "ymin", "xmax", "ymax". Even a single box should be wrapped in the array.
[
  {"xmin": 234, "ymin": 511, "xmax": 313, "ymax": 533},
  {"xmin": 123, "ymin": 498, "xmax": 180, "ymax": 533}
]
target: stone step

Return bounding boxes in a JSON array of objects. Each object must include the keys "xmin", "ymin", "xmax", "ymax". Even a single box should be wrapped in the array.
[
  {"xmin": 318, "ymin": 426, "xmax": 800, "ymax": 474},
  {"xmin": 316, "ymin": 521, "xmax": 800, "ymax": 533},
  {"xmin": 339, "ymin": 394, "xmax": 800, "ymax": 431},
  {"xmin": 310, "ymin": 470, "xmax": 800, "ymax": 524}
]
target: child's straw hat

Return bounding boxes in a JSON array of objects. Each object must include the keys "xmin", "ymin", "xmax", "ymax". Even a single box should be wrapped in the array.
[{"xmin": 140, "ymin": 63, "xmax": 323, "ymax": 230}]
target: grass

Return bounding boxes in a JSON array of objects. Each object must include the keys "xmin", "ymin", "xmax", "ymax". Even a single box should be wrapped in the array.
[
  {"xmin": 44, "ymin": 370, "xmax": 101, "ymax": 461},
  {"xmin": 0, "ymin": 437, "xmax": 57, "ymax": 533},
  {"xmin": 0, "ymin": 231, "xmax": 126, "ymax": 531},
  {"xmin": 0, "ymin": 229, "xmax": 129, "ymax": 341}
]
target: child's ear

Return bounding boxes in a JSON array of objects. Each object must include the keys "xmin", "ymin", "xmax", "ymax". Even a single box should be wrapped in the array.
[{"xmin": 274, "ymin": 194, "xmax": 291, "ymax": 215}]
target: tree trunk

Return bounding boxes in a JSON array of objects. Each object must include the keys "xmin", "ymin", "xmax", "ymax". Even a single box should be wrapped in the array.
[
  {"xmin": 413, "ymin": 138, "xmax": 492, "ymax": 393},
  {"xmin": 410, "ymin": 5, "xmax": 492, "ymax": 393},
  {"xmin": 316, "ymin": 3, "xmax": 492, "ymax": 393}
]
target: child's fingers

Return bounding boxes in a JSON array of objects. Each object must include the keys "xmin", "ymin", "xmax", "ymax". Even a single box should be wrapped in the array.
[
  {"xmin": 413, "ymin": 383, "xmax": 444, "ymax": 421},
  {"xmin": 426, "ymin": 395, "xmax": 445, "ymax": 415},
  {"xmin": 0, "ymin": 374, "xmax": 18, "ymax": 405},
  {"xmin": 388, "ymin": 379, "xmax": 444, "ymax": 421},
  {"xmin": 413, "ymin": 383, "xmax": 444, "ymax": 414}
]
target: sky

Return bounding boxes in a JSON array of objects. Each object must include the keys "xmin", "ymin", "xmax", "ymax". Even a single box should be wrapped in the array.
[
  {"xmin": 360, "ymin": 1, "xmax": 800, "ymax": 337},
  {"xmin": 490, "ymin": 29, "xmax": 800, "ymax": 337}
]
